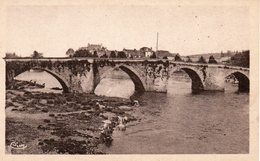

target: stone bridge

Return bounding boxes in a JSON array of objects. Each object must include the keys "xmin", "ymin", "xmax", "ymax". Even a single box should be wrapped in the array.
[{"xmin": 4, "ymin": 58, "xmax": 249, "ymax": 94}]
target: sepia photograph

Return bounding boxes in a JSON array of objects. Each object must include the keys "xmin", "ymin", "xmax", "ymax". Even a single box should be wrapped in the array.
[{"xmin": 0, "ymin": 0, "xmax": 258, "ymax": 160}]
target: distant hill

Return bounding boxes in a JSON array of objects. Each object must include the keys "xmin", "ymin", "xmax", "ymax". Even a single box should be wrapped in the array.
[
  {"xmin": 187, "ymin": 52, "xmax": 235, "ymax": 60},
  {"xmin": 187, "ymin": 53, "xmax": 222, "ymax": 60},
  {"xmin": 182, "ymin": 50, "xmax": 249, "ymax": 67},
  {"xmin": 156, "ymin": 50, "xmax": 178, "ymax": 58},
  {"xmin": 183, "ymin": 51, "xmax": 245, "ymax": 63}
]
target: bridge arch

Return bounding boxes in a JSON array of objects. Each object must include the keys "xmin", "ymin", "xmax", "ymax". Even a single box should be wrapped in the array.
[
  {"xmin": 180, "ymin": 67, "xmax": 204, "ymax": 93},
  {"xmin": 225, "ymin": 71, "xmax": 249, "ymax": 92},
  {"xmin": 98, "ymin": 64, "xmax": 146, "ymax": 94},
  {"xmin": 14, "ymin": 67, "xmax": 70, "ymax": 93}
]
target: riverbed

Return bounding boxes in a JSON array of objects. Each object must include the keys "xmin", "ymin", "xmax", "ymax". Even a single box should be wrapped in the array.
[{"xmin": 5, "ymin": 87, "xmax": 138, "ymax": 154}]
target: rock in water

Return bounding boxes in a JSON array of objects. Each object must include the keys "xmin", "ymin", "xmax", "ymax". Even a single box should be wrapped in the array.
[
  {"xmin": 117, "ymin": 123, "xmax": 126, "ymax": 131},
  {"xmin": 118, "ymin": 106, "xmax": 132, "ymax": 111},
  {"xmin": 39, "ymin": 99, "xmax": 47, "ymax": 104}
]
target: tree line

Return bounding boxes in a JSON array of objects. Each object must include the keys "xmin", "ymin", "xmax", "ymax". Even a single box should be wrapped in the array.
[
  {"xmin": 169, "ymin": 54, "xmax": 218, "ymax": 64},
  {"xmin": 5, "ymin": 51, "xmax": 44, "ymax": 59},
  {"xmin": 66, "ymin": 48, "xmax": 157, "ymax": 59},
  {"xmin": 5, "ymin": 48, "xmax": 249, "ymax": 68},
  {"xmin": 226, "ymin": 50, "xmax": 249, "ymax": 68}
]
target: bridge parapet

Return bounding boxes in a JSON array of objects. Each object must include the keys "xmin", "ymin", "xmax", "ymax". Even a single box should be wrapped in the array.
[{"xmin": 4, "ymin": 57, "xmax": 249, "ymax": 70}]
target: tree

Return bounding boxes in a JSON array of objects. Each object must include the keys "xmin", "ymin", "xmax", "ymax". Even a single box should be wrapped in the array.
[
  {"xmin": 228, "ymin": 50, "xmax": 249, "ymax": 68},
  {"xmin": 163, "ymin": 56, "xmax": 168, "ymax": 59},
  {"xmin": 186, "ymin": 56, "xmax": 192, "ymax": 62},
  {"xmin": 208, "ymin": 55, "xmax": 218, "ymax": 64},
  {"xmin": 93, "ymin": 51, "xmax": 98, "ymax": 58},
  {"xmin": 117, "ymin": 51, "xmax": 127, "ymax": 58},
  {"xmin": 174, "ymin": 54, "xmax": 182, "ymax": 61},
  {"xmin": 197, "ymin": 56, "xmax": 207, "ymax": 64},
  {"xmin": 31, "ymin": 51, "xmax": 43, "ymax": 58},
  {"xmin": 220, "ymin": 51, "xmax": 224, "ymax": 57},
  {"xmin": 110, "ymin": 51, "xmax": 117, "ymax": 58},
  {"xmin": 66, "ymin": 48, "xmax": 75, "ymax": 57},
  {"xmin": 100, "ymin": 53, "xmax": 108, "ymax": 58},
  {"xmin": 74, "ymin": 49, "xmax": 92, "ymax": 57},
  {"xmin": 150, "ymin": 52, "xmax": 157, "ymax": 59},
  {"xmin": 5, "ymin": 52, "xmax": 18, "ymax": 58}
]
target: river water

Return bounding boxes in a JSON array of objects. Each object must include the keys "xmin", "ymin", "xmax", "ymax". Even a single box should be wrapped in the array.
[{"xmin": 15, "ymin": 70, "xmax": 249, "ymax": 154}]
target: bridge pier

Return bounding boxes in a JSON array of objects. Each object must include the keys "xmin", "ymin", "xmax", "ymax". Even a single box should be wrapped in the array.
[
  {"xmin": 204, "ymin": 67, "xmax": 226, "ymax": 92},
  {"xmin": 144, "ymin": 61, "xmax": 169, "ymax": 93}
]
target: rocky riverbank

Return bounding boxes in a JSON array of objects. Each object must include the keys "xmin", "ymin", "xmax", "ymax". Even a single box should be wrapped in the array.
[
  {"xmin": 8, "ymin": 79, "xmax": 46, "ymax": 90},
  {"xmin": 5, "ymin": 87, "xmax": 141, "ymax": 154}
]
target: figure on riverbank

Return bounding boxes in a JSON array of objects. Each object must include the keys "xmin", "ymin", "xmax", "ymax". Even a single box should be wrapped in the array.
[
  {"xmin": 117, "ymin": 116, "xmax": 128, "ymax": 131},
  {"xmin": 100, "ymin": 120, "xmax": 113, "ymax": 146},
  {"xmin": 133, "ymin": 100, "xmax": 140, "ymax": 107}
]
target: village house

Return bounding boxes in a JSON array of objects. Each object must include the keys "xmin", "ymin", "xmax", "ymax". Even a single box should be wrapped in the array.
[
  {"xmin": 123, "ymin": 48, "xmax": 143, "ymax": 58},
  {"xmin": 140, "ymin": 47, "xmax": 153, "ymax": 58},
  {"xmin": 156, "ymin": 50, "xmax": 177, "ymax": 60},
  {"xmin": 5, "ymin": 52, "xmax": 18, "ymax": 58},
  {"xmin": 78, "ymin": 43, "xmax": 108, "ymax": 57}
]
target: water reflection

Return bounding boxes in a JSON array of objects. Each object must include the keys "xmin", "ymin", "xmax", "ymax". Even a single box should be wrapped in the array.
[{"xmin": 102, "ymin": 80, "xmax": 249, "ymax": 154}]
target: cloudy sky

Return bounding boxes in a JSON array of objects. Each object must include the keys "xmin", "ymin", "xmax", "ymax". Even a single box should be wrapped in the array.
[{"xmin": 4, "ymin": 5, "xmax": 249, "ymax": 57}]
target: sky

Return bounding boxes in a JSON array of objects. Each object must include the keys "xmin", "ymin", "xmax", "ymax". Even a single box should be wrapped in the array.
[{"xmin": 4, "ymin": 5, "xmax": 250, "ymax": 57}]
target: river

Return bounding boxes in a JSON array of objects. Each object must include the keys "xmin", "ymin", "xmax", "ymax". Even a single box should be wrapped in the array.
[{"xmin": 14, "ymin": 70, "xmax": 249, "ymax": 154}]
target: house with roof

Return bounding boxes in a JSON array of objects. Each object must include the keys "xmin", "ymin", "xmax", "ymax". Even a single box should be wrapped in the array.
[
  {"xmin": 78, "ymin": 43, "xmax": 108, "ymax": 57},
  {"xmin": 123, "ymin": 48, "xmax": 143, "ymax": 58},
  {"xmin": 5, "ymin": 52, "xmax": 18, "ymax": 58},
  {"xmin": 156, "ymin": 50, "xmax": 177, "ymax": 60},
  {"xmin": 140, "ymin": 47, "xmax": 153, "ymax": 58}
]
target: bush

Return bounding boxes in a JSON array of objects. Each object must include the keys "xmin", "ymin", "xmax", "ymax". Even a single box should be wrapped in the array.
[
  {"xmin": 174, "ymin": 54, "xmax": 183, "ymax": 61},
  {"xmin": 100, "ymin": 53, "xmax": 108, "ymax": 58},
  {"xmin": 74, "ymin": 49, "xmax": 92, "ymax": 57},
  {"xmin": 186, "ymin": 56, "xmax": 192, "ymax": 62},
  {"xmin": 197, "ymin": 56, "xmax": 207, "ymax": 64},
  {"xmin": 109, "ymin": 51, "xmax": 117, "ymax": 58},
  {"xmin": 93, "ymin": 51, "xmax": 98, "ymax": 58},
  {"xmin": 31, "ymin": 51, "xmax": 43, "ymax": 58},
  {"xmin": 150, "ymin": 52, "xmax": 157, "ymax": 59},
  {"xmin": 208, "ymin": 55, "xmax": 218, "ymax": 64},
  {"xmin": 117, "ymin": 51, "xmax": 127, "ymax": 58}
]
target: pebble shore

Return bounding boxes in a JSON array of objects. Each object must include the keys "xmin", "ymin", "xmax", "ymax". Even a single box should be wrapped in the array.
[{"xmin": 6, "ymin": 80, "xmax": 139, "ymax": 154}]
